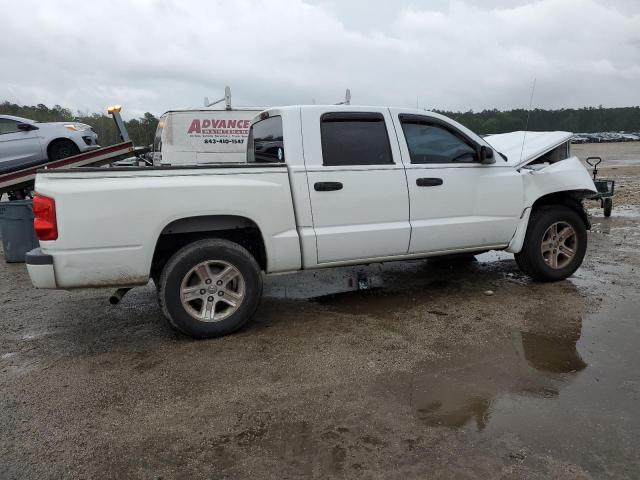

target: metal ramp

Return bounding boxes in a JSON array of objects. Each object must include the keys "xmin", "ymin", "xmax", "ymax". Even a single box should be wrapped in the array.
[{"xmin": 0, "ymin": 142, "xmax": 147, "ymax": 196}]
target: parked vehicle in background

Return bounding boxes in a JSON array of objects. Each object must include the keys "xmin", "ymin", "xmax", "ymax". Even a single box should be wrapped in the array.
[
  {"xmin": 26, "ymin": 105, "xmax": 596, "ymax": 339},
  {"xmin": 0, "ymin": 115, "xmax": 99, "ymax": 169},
  {"xmin": 572, "ymin": 131, "xmax": 640, "ymax": 144},
  {"xmin": 152, "ymin": 108, "xmax": 261, "ymax": 165},
  {"xmin": 621, "ymin": 133, "xmax": 640, "ymax": 141}
]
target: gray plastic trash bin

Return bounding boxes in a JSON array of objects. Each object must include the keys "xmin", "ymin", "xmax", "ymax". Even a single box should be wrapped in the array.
[{"xmin": 0, "ymin": 200, "xmax": 40, "ymax": 263}]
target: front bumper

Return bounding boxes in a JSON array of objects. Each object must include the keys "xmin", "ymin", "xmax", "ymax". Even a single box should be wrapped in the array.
[{"xmin": 25, "ymin": 248, "xmax": 57, "ymax": 288}]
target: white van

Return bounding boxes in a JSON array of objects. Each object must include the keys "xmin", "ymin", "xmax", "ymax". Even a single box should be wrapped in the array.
[{"xmin": 152, "ymin": 107, "xmax": 262, "ymax": 165}]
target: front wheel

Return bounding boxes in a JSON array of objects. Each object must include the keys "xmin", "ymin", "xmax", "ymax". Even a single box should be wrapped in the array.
[
  {"xmin": 515, "ymin": 205, "xmax": 587, "ymax": 282},
  {"xmin": 159, "ymin": 239, "xmax": 263, "ymax": 338},
  {"xmin": 48, "ymin": 139, "xmax": 80, "ymax": 160}
]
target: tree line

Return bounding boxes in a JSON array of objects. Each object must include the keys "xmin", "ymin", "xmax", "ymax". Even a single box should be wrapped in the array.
[
  {"xmin": 0, "ymin": 101, "xmax": 159, "ymax": 147},
  {"xmin": 437, "ymin": 106, "xmax": 640, "ymax": 135},
  {"xmin": 3, "ymin": 101, "xmax": 640, "ymax": 146}
]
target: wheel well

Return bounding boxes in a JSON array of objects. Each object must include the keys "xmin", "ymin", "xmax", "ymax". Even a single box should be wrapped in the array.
[
  {"xmin": 531, "ymin": 191, "xmax": 591, "ymax": 229},
  {"xmin": 150, "ymin": 215, "xmax": 267, "ymax": 280},
  {"xmin": 47, "ymin": 138, "xmax": 79, "ymax": 160}
]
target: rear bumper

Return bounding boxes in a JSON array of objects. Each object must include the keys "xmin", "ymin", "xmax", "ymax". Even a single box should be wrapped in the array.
[{"xmin": 25, "ymin": 248, "xmax": 57, "ymax": 288}]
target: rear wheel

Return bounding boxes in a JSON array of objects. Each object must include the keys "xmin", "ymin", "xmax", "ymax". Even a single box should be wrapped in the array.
[
  {"xmin": 159, "ymin": 239, "xmax": 263, "ymax": 338},
  {"xmin": 48, "ymin": 139, "xmax": 79, "ymax": 160},
  {"xmin": 515, "ymin": 205, "xmax": 587, "ymax": 282}
]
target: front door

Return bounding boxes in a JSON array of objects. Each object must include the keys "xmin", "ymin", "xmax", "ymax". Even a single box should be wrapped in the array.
[{"xmin": 390, "ymin": 110, "xmax": 523, "ymax": 254}]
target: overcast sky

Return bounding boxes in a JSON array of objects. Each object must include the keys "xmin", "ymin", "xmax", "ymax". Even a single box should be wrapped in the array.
[{"xmin": 2, "ymin": 0, "xmax": 639, "ymax": 118}]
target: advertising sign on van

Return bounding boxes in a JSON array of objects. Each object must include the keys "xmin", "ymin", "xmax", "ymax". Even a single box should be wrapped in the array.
[
  {"xmin": 156, "ymin": 109, "xmax": 260, "ymax": 165},
  {"xmin": 184, "ymin": 111, "xmax": 254, "ymax": 150}
]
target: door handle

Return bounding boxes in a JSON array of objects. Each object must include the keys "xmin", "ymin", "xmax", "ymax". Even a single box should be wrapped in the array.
[
  {"xmin": 314, "ymin": 181, "xmax": 343, "ymax": 192},
  {"xmin": 416, "ymin": 177, "xmax": 443, "ymax": 187}
]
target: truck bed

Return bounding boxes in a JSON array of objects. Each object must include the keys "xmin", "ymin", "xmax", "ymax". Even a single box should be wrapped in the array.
[{"xmin": 33, "ymin": 162, "xmax": 301, "ymax": 288}]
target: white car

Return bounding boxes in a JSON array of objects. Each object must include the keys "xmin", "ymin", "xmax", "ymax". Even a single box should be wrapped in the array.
[
  {"xmin": 26, "ymin": 105, "xmax": 596, "ymax": 339},
  {"xmin": 0, "ymin": 114, "xmax": 99, "ymax": 169}
]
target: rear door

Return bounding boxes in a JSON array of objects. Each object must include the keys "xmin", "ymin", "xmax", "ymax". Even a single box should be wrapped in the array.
[
  {"xmin": 390, "ymin": 110, "xmax": 523, "ymax": 254},
  {"xmin": 301, "ymin": 107, "xmax": 410, "ymax": 264},
  {"xmin": 0, "ymin": 118, "xmax": 43, "ymax": 164}
]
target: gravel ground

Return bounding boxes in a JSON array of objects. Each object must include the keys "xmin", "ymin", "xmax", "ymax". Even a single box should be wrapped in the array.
[{"xmin": 1, "ymin": 146, "xmax": 640, "ymax": 479}]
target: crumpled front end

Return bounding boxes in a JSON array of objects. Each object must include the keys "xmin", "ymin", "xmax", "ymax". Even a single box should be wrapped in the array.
[{"xmin": 520, "ymin": 157, "xmax": 597, "ymax": 208}]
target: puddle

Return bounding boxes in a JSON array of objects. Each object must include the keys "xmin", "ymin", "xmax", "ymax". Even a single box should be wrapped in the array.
[
  {"xmin": 405, "ymin": 307, "xmax": 586, "ymax": 430},
  {"xmin": 589, "ymin": 205, "xmax": 640, "ymax": 219},
  {"xmin": 611, "ymin": 205, "xmax": 640, "ymax": 219},
  {"xmin": 368, "ymin": 294, "xmax": 640, "ymax": 472}
]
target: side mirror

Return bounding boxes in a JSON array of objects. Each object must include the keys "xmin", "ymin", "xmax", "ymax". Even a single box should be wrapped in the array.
[
  {"xmin": 480, "ymin": 146, "xmax": 495, "ymax": 164},
  {"xmin": 17, "ymin": 123, "xmax": 38, "ymax": 132}
]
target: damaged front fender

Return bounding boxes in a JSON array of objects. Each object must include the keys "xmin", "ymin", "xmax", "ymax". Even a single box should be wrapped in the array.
[
  {"xmin": 506, "ymin": 157, "xmax": 596, "ymax": 254},
  {"xmin": 521, "ymin": 157, "xmax": 597, "ymax": 208}
]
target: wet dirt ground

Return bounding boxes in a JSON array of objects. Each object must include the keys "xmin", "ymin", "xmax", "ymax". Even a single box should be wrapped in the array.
[{"xmin": 1, "ymin": 148, "xmax": 640, "ymax": 479}]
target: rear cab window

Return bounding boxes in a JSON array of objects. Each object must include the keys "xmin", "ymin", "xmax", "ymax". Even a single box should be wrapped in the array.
[
  {"xmin": 320, "ymin": 112, "xmax": 393, "ymax": 166},
  {"xmin": 247, "ymin": 115, "xmax": 284, "ymax": 163}
]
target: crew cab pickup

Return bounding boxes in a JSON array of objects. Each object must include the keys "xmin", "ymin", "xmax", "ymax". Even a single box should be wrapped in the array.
[{"xmin": 26, "ymin": 106, "xmax": 596, "ymax": 338}]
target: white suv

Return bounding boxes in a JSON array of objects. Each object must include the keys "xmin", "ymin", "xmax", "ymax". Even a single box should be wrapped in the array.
[{"xmin": 0, "ymin": 114, "xmax": 99, "ymax": 170}]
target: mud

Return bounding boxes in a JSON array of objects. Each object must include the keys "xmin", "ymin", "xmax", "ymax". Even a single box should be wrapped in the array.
[{"xmin": 1, "ymin": 148, "xmax": 640, "ymax": 479}]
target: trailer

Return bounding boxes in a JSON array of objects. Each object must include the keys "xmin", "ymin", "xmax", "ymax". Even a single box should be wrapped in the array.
[{"xmin": 0, "ymin": 107, "xmax": 149, "ymax": 199}]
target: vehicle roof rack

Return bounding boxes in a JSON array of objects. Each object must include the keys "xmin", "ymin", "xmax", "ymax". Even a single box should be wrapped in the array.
[
  {"xmin": 335, "ymin": 89, "xmax": 351, "ymax": 105},
  {"xmin": 204, "ymin": 86, "xmax": 232, "ymax": 110}
]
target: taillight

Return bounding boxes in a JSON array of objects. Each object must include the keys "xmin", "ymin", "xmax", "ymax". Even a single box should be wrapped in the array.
[{"xmin": 33, "ymin": 194, "xmax": 58, "ymax": 241}]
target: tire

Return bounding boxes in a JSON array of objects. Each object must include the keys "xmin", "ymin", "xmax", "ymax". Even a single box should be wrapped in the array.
[
  {"xmin": 159, "ymin": 239, "xmax": 263, "ymax": 338},
  {"xmin": 514, "ymin": 205, "xmax": 587, "ymax": 282},
  {"xmin": 603, "ymin": 198, "xmax": 612, "ymax": 218},
  {"xmin": 48, "ymin": 139, "xmax": 80, "ymax": 160}
]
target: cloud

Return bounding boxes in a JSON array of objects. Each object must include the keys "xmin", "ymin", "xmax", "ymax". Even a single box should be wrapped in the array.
[{"xmin": 1, "ymin": 0, "xmax": 638, "ymax": 118}]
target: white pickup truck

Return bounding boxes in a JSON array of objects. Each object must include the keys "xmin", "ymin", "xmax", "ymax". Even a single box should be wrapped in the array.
[{"xmin": 26, "ymin": 105, "xmax": 596, "ymax": 338}]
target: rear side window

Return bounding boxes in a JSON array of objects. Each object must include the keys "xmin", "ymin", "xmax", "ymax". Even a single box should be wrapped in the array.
[
  {"xmin": 400, "ymin": 117, "xmax": 477, "ymax": 164},
  {"xmin": 247, "ymin": 115, "xmax": 284, "ymax": 163},
  {"xmin": 320, "ymin": 112, "xmax": 393, "ymax": 166}
]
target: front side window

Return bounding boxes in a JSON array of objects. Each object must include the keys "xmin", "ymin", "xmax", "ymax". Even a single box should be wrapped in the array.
[
  {"xmin": 320, "ymin": 112, "xmax": 393, "ymax": 166},
  {"xmin": 0, "ymin": 119, "xmax": 20, "ymax": 135},
  {"xmin": 400, "ymin": 117, "xmax": 477, "ymax": 164},
  {"xmin": 247, "ymin": 115, "xmax": 284, "ymax": 163}
]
